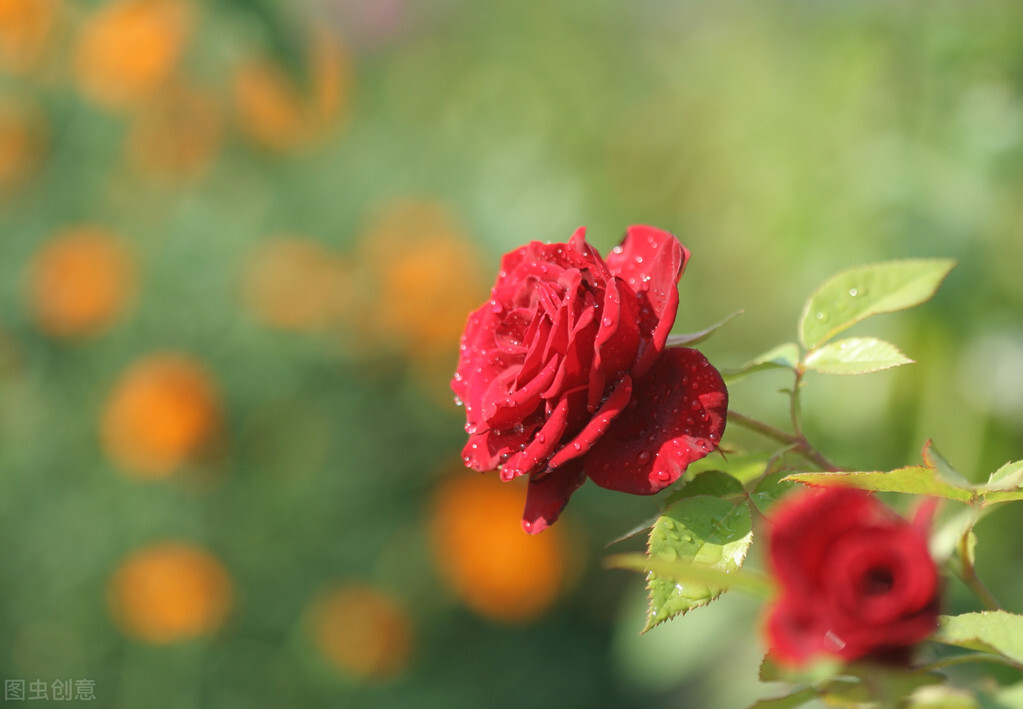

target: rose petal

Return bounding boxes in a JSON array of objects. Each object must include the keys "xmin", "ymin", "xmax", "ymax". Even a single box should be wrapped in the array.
[
  {"xmin": 768, "ymin": 488, "xmax": 885, "ymax": 597},
  {"xmin": 548, "ymin": 375, "xmax": 633, "ymax": 470},
  {"xmin": 462, "ymin": 423, "xmax": 534, "ymax": 471},
  {"xmin": 584, "ymin": 348, "xmax": 727, "ymax": 494},
  {"xmin": 605, "ymin": 225, "xmax": 689, "ymax": 378},
  {"xmin": 589, "ymin": 276, "xmax": 640, "ymax": 411},
  {"xmin": 499, "ymin": 394, "xmax": 574, "ymax": 480},
  {"xmin": 482, "ymin": 357, "xmax": 558, "ymax": 430},
  {"xmin": 521, "ymin": 459, "xmax": 587, "ymax": 535}
]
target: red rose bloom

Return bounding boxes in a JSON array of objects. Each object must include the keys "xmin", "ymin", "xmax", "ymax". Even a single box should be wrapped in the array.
[
  {"xmin": 452, "ymin": 225, "xmax": 727, "ymax": 533},
  {"xmin": 765, "ymin": 487, "xmax": 940, "ymax": 665}
]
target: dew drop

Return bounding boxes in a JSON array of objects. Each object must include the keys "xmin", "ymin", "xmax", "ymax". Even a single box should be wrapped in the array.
[
  {"xmin": 601, "ymin": 316, "xmax": 614, "ymax": 328},
  {"xmin": 453, "ymin": 396, "xmax": 464, "ymax": 407},
  {"xmin": 638, "ymin": 451, "xmax": 652, "ymax": 463},
  {"xmin": 537, "ymin": 433, "xmax": 546, "ymax": 444},
  {"xmin": 654, "ymin": 469, "xmax": 669, "ymax": 480},
  {"xmin": 848, "ymin": 288, "xmax": 858, "ymax": 297},
  {"xmin": 815, "ymin": 311, "xmax": 828, "ymax": 321}
]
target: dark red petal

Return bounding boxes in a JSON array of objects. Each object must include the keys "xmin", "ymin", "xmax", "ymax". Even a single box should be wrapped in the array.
[
  {"xmin": 521, "ymin": 459, "xmax": 587, "ymax": 534},
  {"xmin": 584, "ymin": 348, "xmax": 727, "ymax": 494},
  {"xmin": 548, "ymin": 375, "xmax": 633, "ymax": 470},
  {"xmin": 498, "ymin": 394, "xmax": 574, "ymax": 480},
  {"xmin": 589, "ymin": 276, "xmax": 640, "ymax": 411},
  {"xmin": 462, "ymin": 425, "xmax": 533, "ymax": 471},
  {"xmin": 605, "ymin": 226, "xmax": 689, "ymax": 378},
  {"xmin": 482, "ymin": 357, "xmax": 558, "ymax": 430}
]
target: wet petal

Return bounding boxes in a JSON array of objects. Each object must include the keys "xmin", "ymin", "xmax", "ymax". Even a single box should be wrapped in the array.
[
  {"xmin": 605, "ymin": 225, "xmax": 689, "ymax": 378},
  {"xmin": 499, "ymin": 395, "xmax": 573, "ymax": 480},
  {"xmin": 589, "ymin": 276, "xmax": 640, "ymax": 410},
  {"xmin": 521, "ymin": 459, "xmax": 587, "ymax": 535},
  {"xmin": 548, "ymin": 375, "xmax": 632, "ymax": 470},
  {"xmin": 584, "ymin": 348, "xmax": 727, "ymax": 494},
  {"xmin": 482, "ymin": 357, "xmax": 558, "ymax": 430}
]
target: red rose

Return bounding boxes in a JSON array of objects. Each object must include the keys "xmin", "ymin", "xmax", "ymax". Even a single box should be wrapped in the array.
[
  {"xmin": 452, "ymin": 225, "xmax": 727, "ymax": 533},
  {"xmin": 765, "ymin": 487, "xmax": 940, "ymax": 665}
]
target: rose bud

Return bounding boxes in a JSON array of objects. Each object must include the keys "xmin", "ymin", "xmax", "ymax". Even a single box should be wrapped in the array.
[
  {"xmin": 452, "ymin": 225, "xmax": 728, "ymax": 533},
  {"xmin": 765, "ymin": 487, "xmax": 940, "ymax": 665}
]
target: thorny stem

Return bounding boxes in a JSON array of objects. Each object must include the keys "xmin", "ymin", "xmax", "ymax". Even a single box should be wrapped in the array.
[
  {"xmin": 728, "ymin": 411, "xmax": 843, "ymax": 473},
  {"xmin": 956, "ymin": 526, "xmax": 1003, "ymax": 612}
]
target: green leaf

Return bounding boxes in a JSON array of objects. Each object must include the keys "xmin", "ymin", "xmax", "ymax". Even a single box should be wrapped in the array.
[
  {"xmin": 642, "ymin": 495, "xmax": 754, "ymax": 631},
  {"xmin": 905, "ymin": 685, "xmax": 980, "ymax": 709},
  {"xmin": 802, "ymin": 337, "xmax": 914, "ymax": 375},
  {"xmin": 922, "ymin": 440, "xmax": 973, "ymax": 489},
  {"xmin": 605, "ymin": 514, "xmax": 659, "ymax": 548},
  {"xmin": 666, "ymin": 310, "xmax": 744, "ymax": 347},
  {"xmin": 750, "ymin": 471, "xmax": 798, "ymax": 515},
  {"xmin": 929, "ymin": 506, "xmax": 981, "ymax": 563},
  {"xmin": 724, "ymin": 342, "xmax": 801, "ymax": 382},
  {"xmin": 990, "ymin": 681, "xmax": 1023, "ymax": 709},
  {"xmin": 933, "ymin": 612, "xmax": 1023, "ymax": 666},
  {"xmin": 664, "ymin": 469, "xmax": 744, "ymax": 506},
  {"xmin": 784, "ymin": 466, "xmax": 975, "ymax": 503},
  {"xmin": 981, "ymin": 460, "xmax": 1023, "ymax": 492},
  {"xmin": 746, "ymin": 687, "xmax": 818, "ymax": 709},
  {"xmin": 977, "ymin": 458, "xmax": 1023, "ymax": 505},
  {"xmin": 799, "ymin": 259, "xmax": 956, "ymax": 349}
]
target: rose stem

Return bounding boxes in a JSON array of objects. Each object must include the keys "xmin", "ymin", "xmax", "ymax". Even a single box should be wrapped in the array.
[
  {"xmin": 956, "ymin": 526, "xmax": 1003, "ymax": 612},
  {"xmin": 727, "ymin": 411, "xmax": 842, "ymax": 472}
]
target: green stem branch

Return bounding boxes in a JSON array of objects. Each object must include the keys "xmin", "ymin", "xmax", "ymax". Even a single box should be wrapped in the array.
[
  {"xmin": 956, "ymin": 527, "xmax": 1003, "ymax": 612},
  {"xmin": 728, "ymin": 411, "xmax": 843, "ymax": 472}
]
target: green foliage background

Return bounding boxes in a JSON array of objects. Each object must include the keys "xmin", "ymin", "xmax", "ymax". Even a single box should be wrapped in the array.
[{"xmin": 2, "ymin": 0, "xmax": 1023, "ymax": 707}]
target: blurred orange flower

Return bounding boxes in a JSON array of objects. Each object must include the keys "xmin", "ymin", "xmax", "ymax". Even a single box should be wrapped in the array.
[
  {"xmin": 26, "ymin": 226, "xmax": 136, "ymax": 338},
  {"xmin": 357, "ymin": 200, "xmax": 489, "ymax": 362},
  {"xmin": 72, "ymin": 0, "xmax": 193, "ymax": 110},
  {"xmin": 108, "ymin": 541, "xmax": 232, "ymax": 644},
  {"xmin": 232, "ymin": 25, "xmax": 351, "ymax": 152},
  {"xmin": 241, "ymin": 237, "xmax": 350, "ymax": 333},
  {"xmin": 306, "ymin": 583, "xmax": 413, "ymax": 680},
  {"xmin": 0, "ymin": 98, "xmax": 45, "ymax": 193},
  {"xmin": 429, "ymin": 472, "xmax": 569, "ymax": 623},
  {"xmin": 101, "ymin": 353, "xmax": 221, "ymax": 478},
  {"xmin": 0, "ymin": 0, "xmax": 58, "ymax": 75},
  {"xmin": 126, "ymin": 81, "xmax": 222, "ymax": 179}
]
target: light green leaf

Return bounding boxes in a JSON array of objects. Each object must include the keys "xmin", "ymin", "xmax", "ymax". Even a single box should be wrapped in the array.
[
  {"xmin": 977, "ymin": 457, "xmax": 1023, "ymax": 505},
  {"xmin": 933, "ymin": 612, "xmax": 1023, "ymax": 666},
  {"xmin": 746, "ymin": 687, "xmax": 817, "ymax": 709},
  {"xmin": 784, "ymin": 466, "xmax": 975, "ymax": 503},
  {"xmin": 802, "ymin": 337, "xmax": 914, "ymax": 375},
  {"xmin": 605, "ymin": 553, "xmax": 771, "ymax": 597},
  {"xmin": 990, "ymin": 681, "xmax": 1023, "ymax": 709},
  {"xmin": 922, "ymin": 440, "xmax": 973, "ymax": 489},
  {"xmin": 982, "ymin": 460, "xmax": 1023, "ymax": 492},
  {"xmin": 642, "ymin": 495, "xmax": 754, "ymax": 631},
  {"xmin": 929, "ymin": 506, "xmax": 980, "ymax": 563},
  {"xmin": 905, "ymin": 685, "xmax": 979, "ymax": 709},
  {"xmin": 724, "ymin": 342, "xmax": 801, "ymax": 382},
  {"xmin": 666, "ymin": 310, "xmax": 744, "ymax": 347},
  {"xmin": 799, "ymin": 259, "xmax": 956, "ymax": 349}
]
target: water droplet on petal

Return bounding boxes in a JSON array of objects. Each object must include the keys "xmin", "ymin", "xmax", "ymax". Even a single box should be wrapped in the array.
[
  {"xmin": 601, "ymin": 316, "xmax": 614, "ymax": 328},
  {"xmin": 638, "ymin": 451, "xmax": 651, "ymax": 463}
]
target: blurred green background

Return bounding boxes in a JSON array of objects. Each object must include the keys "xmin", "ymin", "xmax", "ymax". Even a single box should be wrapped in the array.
[{"xmin": 2, "ymin": 0, "xmax": 1023, "ymax": 707}]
